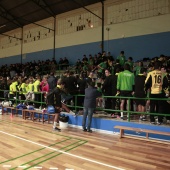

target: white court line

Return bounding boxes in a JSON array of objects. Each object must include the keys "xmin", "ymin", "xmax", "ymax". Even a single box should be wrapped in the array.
[
  {"xmin": 2, "ymin": 165, "xmax": 11, "ymax": 167},
  {"xmin": 0, "ymin": 130, "xmax": 125, "ymax": 170},
  {"xmin": 18, "ymin": 165, "xmax": 28, "ymax": 168}
]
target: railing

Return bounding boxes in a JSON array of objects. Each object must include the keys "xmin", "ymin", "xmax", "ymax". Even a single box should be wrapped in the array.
[
  {"xmin": 0, "ymin": 89, "xmax": 46, "ymax": 109},
  {"xmin": 1, "ymin": 89, "xmax": 170, "ymax": 123},
  {"xmin": 71, "ymin": 94, "xmax": 170, "ymax": 122}
]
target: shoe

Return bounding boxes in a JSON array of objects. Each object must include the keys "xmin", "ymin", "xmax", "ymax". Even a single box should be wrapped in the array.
[
  {"xmin": 87, "ymin": 129, "xmax": 92, "ymax": 133},
  {"xmin": 141, "ymin": 118, "xmax": 147, "ymax": 121},
  {"xmin": 157, "ymin": 122, "xmax": 162, "ymax": 125},
  {"xmin": 83, "ymin": 128, "xmax": 87, "ymax": 132},
  {"xmin": 53, "ymin": 127, "xmax": 61, "ymax": 131},
  {"xmin": 141, "ymin": 116, "xmax": 147, "ymax": 121},
  {"xmin": 120, "ymin": 116, "xmax": 124, "ymax": 120},
  {"xmin": 139, "ymin": 116, "xmax": 142, "ymax": 120},
  {"xmin": 150, "ymin": 122, "xmax": 156, "ymax": 125}
]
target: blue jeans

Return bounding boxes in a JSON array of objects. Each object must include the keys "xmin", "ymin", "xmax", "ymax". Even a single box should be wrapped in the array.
[{"xmin": 82, "ymin": 107, "xmax": 95, "ymax": 131}]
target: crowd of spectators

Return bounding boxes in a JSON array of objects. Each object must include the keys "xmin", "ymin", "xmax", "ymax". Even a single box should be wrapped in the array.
[{"xmin": 0, "ymin": 51, "xmax": 170, "ymax": 126}]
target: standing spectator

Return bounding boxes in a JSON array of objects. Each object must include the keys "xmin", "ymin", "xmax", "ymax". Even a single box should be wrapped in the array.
[
  {"xmin": 65, "ymin": 71, "xmax": 78, "ymax": 106},
  {"xmin": 114, "ymin": 59, "xmax": 122, "ymax": 74},
  {"xmin": 145, "ymin": 61, "xmax": 169, "ymax": 125},
  {"xmin": 82, "ymin": 55, "xmax": 88, "ymax": 63},
  {"xmin": 65, "ymin": 71, "xmax": 78, "ymax": 96},
  {"xmin": 50, "ymin": 61, "xmax": 57, "ymax": 73},
  {"xmin": 111, "ymin": 68, "xmax": 121, "ymax": 118},
  {"xmin": 75, "ymin": 59, "xmax": 82, "ymax": 74},
  {"xmin": 134, "ymin": 61, "xmax": 143, "ymax": 76},
  {"xmin": 33, "ymin": 75, "xmax": 41, "ymax": 108},
  {"xmin": 108, "ymin": 57, "xmax": 114, "ymax": 75},
  {"xmin": 125, "ymin": 57, "xmax": 134, "ymax": 72},
  {"xmin": 102, "ymin": 69, "xmax": 113, "ymax": 115},
  {"xmin": 134, "ymin": 68, "xmax": 147, "ymax": 121},
  {"xmin": 58, "ymin": 58, "xmax": 64, "ymax": 70},
  {"xmin": 63, "ymin": 57, "xmax": 69, "ymax": 70},
  {"xmin": 93, "ymin": 55, "xmax": 99, "ymax": 68},
  {"xmin": 48, "ymin": 72, "xmax": 57, "ymax": 91},
  {"xmin": 82, "ymin": 81, "xmax": 101, "ymax": 132},
  {"xmin": 12, "ymin": 77, "xmax": 18, "ymax": 99},
  {"xmin": 102, "ymin": 51, "xmax": 107, "ymax": 61},
  {"xmin": 97, "ymin": 58, "xmax": 108, "ymax": 78},
  {"xmin": 9, "ymin": 65, "xmax": 16, "ymax": 79},
  {"xmin": 40, "ymin": 75, "xmax": 49, "ymax": 101},
  {"xmin": 86, "ymin": 72, "xmax": 94, "ymax": 85},
  {"xmin": 76, "ymin": 74, "xmax": 87, "ymax": 113},
  {"xmin": 117, "ymin": 51, "xmax": 126, "ymax": 68},
  {"xmin": 96, "ymin": 82, "xmax": 103, "ymax": 107},
  {"xmin": 20, "ymin": 78, "xmax": 27, "ymax": 101},
  {"xmin": 160, "ymin": 66, "xmax": 170, "ymax": 123},
  {"xmin": 117, "ymin": 63, "xmax": 135, "ymax": 119},
  {"xmin": 88, "ymin": 55, "xmax": 94, "ymax": 71},
  {"xmin": 0, "ymin": 76, "xmax": 4, "ymax": 99}
]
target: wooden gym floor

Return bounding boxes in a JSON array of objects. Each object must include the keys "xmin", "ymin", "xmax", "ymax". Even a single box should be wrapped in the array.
[{"xmin": 0, "ymin": 114, "xmax": 170, "ymax": 170}]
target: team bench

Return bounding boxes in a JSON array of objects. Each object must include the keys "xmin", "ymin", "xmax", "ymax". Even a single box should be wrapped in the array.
[
  {"xmin": 22, "ymin": 109, "xmax": 55, "ymax": 124},
  {"xmin": 1, "ymin": 106, "xmax": 55, "ymax": 124},
  {"xmin": 114, "ymin": 125, "xmax": 170, "ymax": 144},
  {"xmin": 2, "ymin": 106, "xmax": 22, "ymax": 116}
]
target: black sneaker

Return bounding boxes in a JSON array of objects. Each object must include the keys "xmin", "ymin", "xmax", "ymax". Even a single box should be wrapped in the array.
[
  {"xmin": 87, "ymin": 129, "xmax": 92, "ymax": 133},
  {"xmin": 157, "ymin": 122, "xmax": 162, "ymax": 125},
  {"xmin": 83, "ymin": 128, "xmax": 87, "ymax": 132},
  {"xmin": 53, "ymin": 127, "xmax": 61, "ymax": 131},
  {"xmin": 141, "ymin": 117, "xmax": 147, "ymax": 121}
]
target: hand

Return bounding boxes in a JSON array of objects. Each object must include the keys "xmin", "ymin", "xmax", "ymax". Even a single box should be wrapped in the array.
[{"xmin": 117, "ymin": 91, "xmax": 120, "ymax": 94}]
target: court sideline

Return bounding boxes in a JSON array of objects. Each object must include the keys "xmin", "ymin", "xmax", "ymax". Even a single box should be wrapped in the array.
[{"xmin": 0, "ymin": 115, "xmax": 170, "ymax": 170}]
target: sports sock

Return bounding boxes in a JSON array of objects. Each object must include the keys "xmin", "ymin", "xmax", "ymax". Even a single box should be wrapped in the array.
[
  {"xmin": 53, "ymin": 122, "xmax": 57, "ymax": 129},
  {"xmin": 121, "ymin": 112, "xmax": 123, "ymax": 117}
]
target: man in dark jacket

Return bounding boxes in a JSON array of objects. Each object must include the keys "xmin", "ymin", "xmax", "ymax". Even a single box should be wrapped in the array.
[
  {"xmin": 82, "ymin": 81, "xmax": 101, "ymax": 132},
  {"xmin": 47, "ymin": 72, "xmax": 57, "ymax": 91},
  {"xmin": 102, "ymin": 69, "xmax": 113, "ymax": 115}
]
